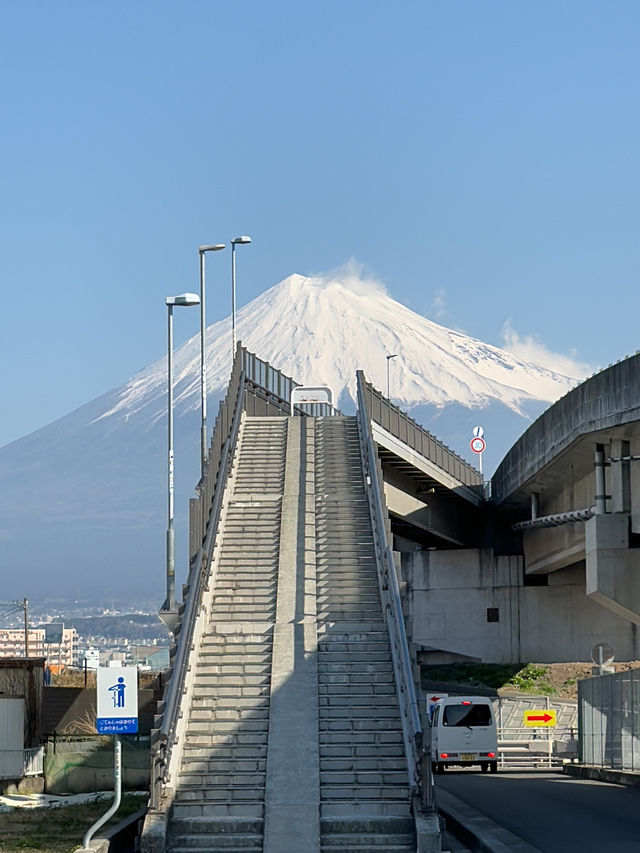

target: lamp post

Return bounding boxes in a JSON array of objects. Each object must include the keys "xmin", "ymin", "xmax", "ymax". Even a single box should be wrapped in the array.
[
  {"xmin": 198, "ymin": 243, "xmax": 225, "ymax": 474},
  {"xmin": 230, "ymin": 235, "xmax": 252, "ymax": 361},
  {"xmin": 164, "ymin": 293, "xmax": 200, "ymax": 616},
  {"xmin": 386, "ymin": 353, "xmax": 398, "ymax": 400}
]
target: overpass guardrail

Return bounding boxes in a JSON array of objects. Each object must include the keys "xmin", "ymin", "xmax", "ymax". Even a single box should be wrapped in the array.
[
  {"xmin": 356, "ymin": 370, "xmax": 433, "ymax": 813},
  {"xmin": 360, "ymin": 377, "xmax": 482, "ymax": 489}
]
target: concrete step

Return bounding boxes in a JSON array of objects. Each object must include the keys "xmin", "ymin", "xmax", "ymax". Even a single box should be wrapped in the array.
[
  {"xmin": 170, "ymin": 841, "xmax": 262, "ymax": 852},
  {"xmin": 170, "ymin": 816, "xmax": 262, "ymax": 836},
  {"xmin": 172, "ymin": 802, "xmax": 264, "ymax": 819},
  {"xmin": 319, "ymin": 685, "xmax": 397, "ymax": 699},
  {"xmin": 183, "ymin": 737, "xmax": 268, "ymax": 753},
  {"xmin": 320, "ymin": 783, "xmax": 411, "ymax": 801},
  {"xmin": 320, "ymin": 801, "xmax": 411, "ymax": 819},
  {"xmin": 194, "ymin": 663, "xmax": 272, "ymax": 675},
  {"xmin": 175, "ymin": 790, "xmax": 265, "ymax": 806},
  {"xmin": 186, "ymin": 719, "xmax": 268, "ymax": 735},
  {"xmin": 320, "ymin": 757, "xmax": 407, "ymax": 772},
  {"xmin": 319, "ymin": 718, "xmax": 404, "ymax": 732},
  {"xmin": 177, "ymin": 771, "xmax": 266, "ymax": 789},
  {"xmin": 181, "ymin": 758, "xmax": 268, "ymax": 773}
]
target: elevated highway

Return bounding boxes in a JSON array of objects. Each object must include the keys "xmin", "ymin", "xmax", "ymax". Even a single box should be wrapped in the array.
[{"xmin": 492, "ymin": 354, "xmax": 640, "ymax": 627}]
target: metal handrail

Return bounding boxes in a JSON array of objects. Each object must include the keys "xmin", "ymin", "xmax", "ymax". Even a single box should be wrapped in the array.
[
  {"xmin": 355, "ymin": 370, "xmax": 432, "ymax": 812},
  {"xmin": 149, "ymin": 374, "xmax": 247, "ymax": 810}
]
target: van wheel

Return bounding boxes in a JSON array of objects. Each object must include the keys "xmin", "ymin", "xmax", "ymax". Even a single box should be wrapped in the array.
[
  {"xmin": 480, "ymin": 762, "xmax": 489, "ymax": 773},
  {"xmin": 490, "ymin": 762, "xmax": 498, "ymax": 773}
]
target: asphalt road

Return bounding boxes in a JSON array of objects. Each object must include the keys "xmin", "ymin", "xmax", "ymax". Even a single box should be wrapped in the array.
[{"xmin": 436, "ymin": 768, "xmax": 640, "ymax": 853}]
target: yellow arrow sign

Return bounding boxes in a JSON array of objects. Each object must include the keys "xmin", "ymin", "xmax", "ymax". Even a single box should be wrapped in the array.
[{"xmin": 523, "ymin": 709, "xmax": 557, "ymax": 727}]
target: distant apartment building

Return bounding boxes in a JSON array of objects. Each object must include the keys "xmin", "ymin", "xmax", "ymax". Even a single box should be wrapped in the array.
[{"xmin": 0, "ymin": 625, "xmax": 77, "ymax": 668}]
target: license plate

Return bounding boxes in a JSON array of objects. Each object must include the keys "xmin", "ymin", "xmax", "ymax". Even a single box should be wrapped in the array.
[{"xmin": 461, "ymin": 753, "xmax": 476, "ymax": 761}]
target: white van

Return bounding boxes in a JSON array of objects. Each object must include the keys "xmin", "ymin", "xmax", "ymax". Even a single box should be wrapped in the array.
[{"xmin": 430, "ymin": 695, "xmax": 498, "ymax": 774}]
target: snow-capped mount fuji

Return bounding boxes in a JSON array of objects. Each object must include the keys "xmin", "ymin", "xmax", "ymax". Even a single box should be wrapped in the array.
[
  {"xmin": 0, "ymin": 271, "xmax": 583, "ymax": 603},
  {"xmin": 100, "ymin": 271, "xmax": 578, "ymax": 427}
]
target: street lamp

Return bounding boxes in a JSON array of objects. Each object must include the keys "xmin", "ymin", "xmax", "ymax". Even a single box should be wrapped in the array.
[
  {"xmin": 386, "ymin": 353, "xmax": 398, "ymax": 400},
  {"xmin": 230, "ymin": 235, "xmax": 252, "ymax": 360},
  {"xmin": 198, "ymin": 243, "xmax": 225, "ymax": 473},
  {"xmin": 164, "ymin": 292, "xmax": 200, "ymax": 616}
]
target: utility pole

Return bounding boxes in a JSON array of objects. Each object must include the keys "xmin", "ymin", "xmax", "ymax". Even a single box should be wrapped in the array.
[
  {"xmin": 0, "ymin": 598, "xmax": 29, "ymax": 657},
  {"xmin": 23, "ymin": 598, "xmax": 29, "ymax": 658}
]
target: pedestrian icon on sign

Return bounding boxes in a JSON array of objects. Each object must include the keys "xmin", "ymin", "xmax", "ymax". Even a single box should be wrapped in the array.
[{"xmin": 108, "ymin": 676, "xmax": 126, "ymax": 708}]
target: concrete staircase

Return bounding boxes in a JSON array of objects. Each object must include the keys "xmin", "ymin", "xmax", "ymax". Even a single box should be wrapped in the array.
[
  {"xmin": 162, "ymin": 414, "xmax": 416, "ymax": 852},
  {"xmin": 315, "ymin": 416, "xmax": 415, "ymax": 853},
  {"xmin": 167, "ymin": 416, "xmax": 287, "ymax": 852}
]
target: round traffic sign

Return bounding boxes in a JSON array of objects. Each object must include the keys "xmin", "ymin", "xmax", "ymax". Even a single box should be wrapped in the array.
[
  {"xmin": 591, "ymin": 642, "xmax": 614, "ymax": 666},
  {"xmin": 472, "ymin": 426, "xmax": 484, "ymax": 438},
  {"xmin": 470, "ymin": 436, "xmax": 486, "ymax": 454}
]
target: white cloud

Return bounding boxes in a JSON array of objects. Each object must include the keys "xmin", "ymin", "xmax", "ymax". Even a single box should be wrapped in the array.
[
  {"xmin": 310, "ymin": 258, "xmax": 389, "ymax": 298},
  {"xmin": 501, "ymin": 320, "xmax": 594, "ymax": 380},
  {"xmin": 432, "ymin": 288, "xmax": 446, "ymax": 319}
]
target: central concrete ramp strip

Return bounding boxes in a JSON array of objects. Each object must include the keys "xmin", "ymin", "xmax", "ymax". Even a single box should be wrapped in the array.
[{"xmin": 263, "ymin": 416, "xmax": 320, "ymax": 851}]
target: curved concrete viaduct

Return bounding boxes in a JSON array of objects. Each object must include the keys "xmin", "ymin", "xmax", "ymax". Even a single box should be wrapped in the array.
[
  {"xmin": 492, "ymin": 354, "xmax": 640, "ymax": 628},
  {"xmin": 394, "ymin": 355, "xmax": 640, "ymax": 665}
]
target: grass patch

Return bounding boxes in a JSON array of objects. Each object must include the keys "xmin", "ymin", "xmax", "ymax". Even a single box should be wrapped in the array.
[
  {"xmin": 505, "ymin": 663, "xmax": 553, "ymax": 694},
  {"xmin": 0, "ymin": 792, "xmax": 146, "ymax": 853}
]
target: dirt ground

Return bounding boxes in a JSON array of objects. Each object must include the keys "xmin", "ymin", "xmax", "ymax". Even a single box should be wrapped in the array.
[
  {"xmin": 538, "ymin": 661, "xmax": 640, "ymax": 698},
  {"xmin": 421, "ymin": 660, "xmax": 640, "ymax": 700}
]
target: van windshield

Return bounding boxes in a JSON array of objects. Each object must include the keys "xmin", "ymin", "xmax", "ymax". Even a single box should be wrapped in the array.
[{"xmin": 443, "ymin": 703, "xmax": 492, "ymax": 727}]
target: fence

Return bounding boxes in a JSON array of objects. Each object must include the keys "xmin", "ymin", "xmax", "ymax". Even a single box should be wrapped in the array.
[
  {"xmin": 0, "ymin": 746, "xmax": 44, "ymax": 779},
  {"xmin": 579, "ymin": 670, "xmax": 640, "ymax": 771},
  {"xmin": 359, "ymin": 376, "xmax": 482, "ymax": 489}
]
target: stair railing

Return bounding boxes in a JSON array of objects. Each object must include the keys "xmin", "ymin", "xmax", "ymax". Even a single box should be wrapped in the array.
[
  {"xmin": 149, "ymin": 374, "xmax": 247, "ymax": 812},
  {"xmin": 356, "ymin": 370, "xmax": 433, "ymax": 813}
]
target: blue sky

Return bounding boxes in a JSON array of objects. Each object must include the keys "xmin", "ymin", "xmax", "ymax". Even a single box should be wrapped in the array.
[{"xmin": 1, "ymin": 1, "xmax": 639, "ymax": 447}]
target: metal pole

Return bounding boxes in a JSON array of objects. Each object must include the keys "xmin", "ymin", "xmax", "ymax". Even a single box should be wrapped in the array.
[
  {"xmin": 386, "ymin": 354, "xmax": 397, "ymax": 400},
  {"xmin": 531, "ymin": 493, "xmax": 540, "ymax": 520},
  {"xmin": 595, "ymin": 444, "xmax": 607, "ymax": 514},
  {"xmin": 166, "ymin": 305, "xmax": 176, "ymax": 611},
  {"xmin": 81, "ymin": 735, "xmax": 121, "ymax": 851},
  {"xmin": 231, "ymin": 242, "xmax": 237, "ymax": 362},
  {"xmin": 199, "ymin": 250, "xmax": 207, "ymax": 474}
]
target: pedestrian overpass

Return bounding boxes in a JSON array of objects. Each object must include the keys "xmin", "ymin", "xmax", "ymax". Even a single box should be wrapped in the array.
[{"xmin": 141, "ymin": 345, "xmax": 485, "ymax": 853}]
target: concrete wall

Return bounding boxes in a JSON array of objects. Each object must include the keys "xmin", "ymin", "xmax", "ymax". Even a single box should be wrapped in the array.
[
  {"xmin": 404, "ymin": 548, "xmax": 640, "ymax": 663},
  {"xmin": 523, "ymin": 466, "xmax": 593, "ymax": 575},
  {"xmin": 44, "ymin": 739, "xmax": 149, "ymax": 794}
]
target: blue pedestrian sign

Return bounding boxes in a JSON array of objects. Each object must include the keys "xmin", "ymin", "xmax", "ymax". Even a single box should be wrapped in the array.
[{"xmin": 96, "ymin": 665, "xmax": 138, "ymax": 734}]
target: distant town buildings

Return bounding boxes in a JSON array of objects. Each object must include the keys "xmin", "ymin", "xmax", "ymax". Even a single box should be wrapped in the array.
[{"xmin": 0, "ymin": 626, "xmax": 76, "ymax": 667}]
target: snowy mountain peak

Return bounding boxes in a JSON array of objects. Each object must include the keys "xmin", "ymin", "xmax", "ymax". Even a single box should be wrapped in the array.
[{"xmin": 99, "ymin": 269, "xmax": 582, "ymax": 426}]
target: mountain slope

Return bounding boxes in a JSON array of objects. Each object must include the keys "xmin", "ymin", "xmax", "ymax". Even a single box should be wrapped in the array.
[
  {"xmin": 98, "ymin": 272, "xmax": 579, "ymax": 428},
  {"xmin": 0, "ymin": 272, "xmax": 583, "ymax": 602}
]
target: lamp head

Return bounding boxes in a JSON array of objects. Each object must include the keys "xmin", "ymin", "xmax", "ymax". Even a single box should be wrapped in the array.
[
  {"xmin": 166, "ymin": 293, "xmax": 201, "ymax": 307},
  {"xmin": 231, "ymin": 235, "xmax": 252, "ymax": 245},
  {"xmin": 199, "ymin": 243, "xmax": 226, "ymax": 253}
]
